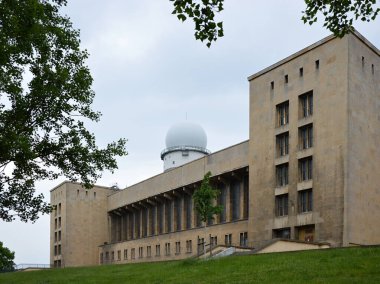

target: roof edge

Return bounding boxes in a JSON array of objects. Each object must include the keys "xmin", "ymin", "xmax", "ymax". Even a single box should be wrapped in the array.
[{"xmin": 247, "ymin": 29, "xmax": 379, "ymax": 82}]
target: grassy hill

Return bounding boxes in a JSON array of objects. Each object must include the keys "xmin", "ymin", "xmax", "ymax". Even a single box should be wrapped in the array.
[{"xmin": 1, "ymin": 246, "xmax": 379, "ymax": 283}]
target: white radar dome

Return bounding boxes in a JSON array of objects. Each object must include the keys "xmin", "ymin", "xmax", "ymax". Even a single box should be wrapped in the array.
[{"xmin": 165, "ymin": 122, "xmax": 207, "ymax": 149}]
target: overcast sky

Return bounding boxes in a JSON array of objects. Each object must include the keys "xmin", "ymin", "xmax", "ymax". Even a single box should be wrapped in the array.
[{"xmin": 0, "ymin": 0, "xmax": 379, "ymax": 265}]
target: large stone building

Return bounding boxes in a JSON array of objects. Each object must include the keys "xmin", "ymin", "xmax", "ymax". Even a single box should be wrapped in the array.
[{"xmin": 50, "ymin": 31, "xmax": 380, "ymax": 268}]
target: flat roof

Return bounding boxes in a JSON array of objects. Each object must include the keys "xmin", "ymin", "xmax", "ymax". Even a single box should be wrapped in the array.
[{"xmin": 247, "ymin": 29, "xmax": 380, "ymax": 82}]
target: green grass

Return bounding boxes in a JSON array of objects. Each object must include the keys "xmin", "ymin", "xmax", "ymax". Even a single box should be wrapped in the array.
[{"xmin": 1, "ymin": 246, "xmax": 380, "ymax": 283}]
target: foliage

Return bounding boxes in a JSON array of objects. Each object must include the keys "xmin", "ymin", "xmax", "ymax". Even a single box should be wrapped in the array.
[
  {"xmin": 0, "ymin": 242, "xmax": 15, "ymax": 271},
  {"xmin": 170, "ymin": 0, "xmax": 379, "ymax": 47},
  {"xmin": 0, "ymin": 247, "xmax": 379, "ymax": 282},
  {"xmin": 170, "ymin": 0, "xmax": 224, "ymax": 47},
  {"xmin": 193, "ymin": 171, "xmax": 222, "ymax": 224},
  {"xmin": 0, "ymin": 0, "xmax": 127, "ymax": 222},
  {"xmin": 302, "ymin": 0, "xmax": 380, "ymax": 36}
]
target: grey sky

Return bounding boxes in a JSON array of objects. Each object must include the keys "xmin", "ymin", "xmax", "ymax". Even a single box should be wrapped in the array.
[{"xmin": 0, "ymin": 0, "xmax": 379, "ymax": 264}]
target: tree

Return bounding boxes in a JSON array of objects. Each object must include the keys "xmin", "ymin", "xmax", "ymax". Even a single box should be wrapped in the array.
[
  {"xmin": 0, "ymin": 0, "xmax": 127, "ymax": 222},
  {"xmin": 193, "ymin": 171, "xmax": 222, "ymax": 256},
  {"xmin": 0, "ymin": 242, "xmax": 15, "ymax": 271},
  {"xmin": 170, "ymin": 0, "xmax": 380, "ymax": 47}
]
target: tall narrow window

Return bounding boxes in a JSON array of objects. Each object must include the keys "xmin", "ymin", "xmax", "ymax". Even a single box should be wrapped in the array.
[
  {"xmin": 275, "ymin": 194, "xmax": 289, "ymax": 217},
  {"xmin": 271, "ymin": 81, "xmax": 274, "ymax": 90},
  {"xmin": 131, "ymin": 248, "xmax": 135, "ymax": 259},
  {"xmin": 218, "ymin": 184, "xmax": 227, "ymax": 222},
  {"xmin": 186, "ymin": 240, "xmax": 192, "ymax": 253},
  {"xmin": 147, "ymin": 246, "xmax": 151, "ymax": 257},
  {"xmin": 315, "ymin": 60, "xmax": 319, "ymax": 70},
  {"xmin": 276, "ymin": 101, "xmax": 289, "ymax": 127},
  {"xmin": 175, "ymin": 241, "xmax": 181, "ymax": 254},
  {"xmin": 184, "ymin": 195, "xmax": 192, "ymax": 229},
  {"xmin": 299, "ymin": 67, "xmax": 303, "ymax": 77},
  {"xmin": 225, "ymin": 234, "xmax": 232, "ymax": 246},
  {"xmin": 230, "ymin": 180, "xmax": 240, "ymax": 221},
  {"xmin": 362, "ymin": 56, "xmax": 365, "ymax": 67},
  {"xmin": 299, "ymin": 91, "xmax": 313, "ymax": 118},
  {"xmin": 276, "ymin": 163, "xmax": 289, "ymax": 187},
  {"xmin": 175, "ymin": 197, "xmax": 182, "ymax": 231},
  {"xmin": 276, "ymin": 132, "xmax": 289, "ymax": 157},
  {"xmin": 298, "ymin": 189, "xmax": 313, "ymax": 213},
  {"xmin": 240, "ymin": 232, "xmax": 248, "ymax": 247},
  {"xmin": 124, "ymin": 249, "xmax": 128, "ymax": 260},
  {"xmin": 284, "ymin": 74, "xmax": 288, "ymax": 84},
  {"xmin": 299, "ymin": 124, "xmax": 313, "ymax": 150},
  {"xmin": 299, "ymin": 157, "xmax": 313, "ymax": 181},
  {"xmin": 155, "ymin": 244, "xmax": 161, "ymax": 257},
  {"xmin": 372, "ymin": 64, "xmax": 375, "ymax": 75}
]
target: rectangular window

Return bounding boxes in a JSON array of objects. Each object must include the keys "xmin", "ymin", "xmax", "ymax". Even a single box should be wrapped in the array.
[
  {"xmin": 58, "ymin": 217, "xmax": 61, "ymax": 228},
  {"xmin": 299, "ymin": 124, "xmax": 313, "ymax": 150},
  {"xmin": 117, "ymin": 250, "xmax": 121, "ymax": 261},
  {"xmin": 150, "ymin": 207, "xmax": 156, "ymax": 236},
  {"xmin": 165, "ymin": 243, "xmax": 171, "ymax": 256},
  {"xmin": 54, "ymin": 232, "xmax": 57, "ymax": 242},
  {"xmin": 275, "ymin": 194, "xmax": 288, "ymax": 217},
  {"xmin": 273, "ymin": 228, "xmax": 291, "ymax": 239},
  {"xmin": 299, "ymin": 67, "xmax": 303, "ymax": 77},
  {"xmin": 284, "ymin": 74, "xmax": 288, "ymax": 84},
  {"xmin": 111, "ymin": 251, "xmax": 114, "ymax": 261},
  {"xmin": 105, "ymin": 251, "xmax": 109, "ymax": 261},
  {"xmin": 155, "ymin": 244, "xmax": 161, "ymax": 257},
  {"xmin": 165, "ymin": 200, "xmax": 172, "ymax": 233},
  {"xmin": 158, "ymin": 203, "xmax": 164, "ymax": 234},
  {"xmin": 240, "ymin": 232, "xmax": 248, "ymax": 247},
  {"xmin": 175, "ymin": 197, "xmax": 182, "ymax": 231},
  {"xmin": 58, "ymin": 245, "xmax": 61, "ymax": 255},
  {"xmin": 224, "ymin": 234, "xmax": 232, "ymax": 246},
  {"xmin": 298, "ymin": 189, "xmax": 313, "ymax": 213},
  {"xmin": 142, "ymin": 209, "xmax": 147, "ymax": 238},
  {"xmin": 230, "ymin": 180, "xmax": 240, "ymax": 221},
  {"xmin": 131, "ymin": 248, "xmax": 135, "ymax": 259},
  {"xmin": 315, "ymin": 60, "xmax": 319, "ymax": 70},
  {"xmin": 299, "ymin": 157, "xmax": 312, "ymax": 181},
  {"xmin": 276, "ymin": 163, "xmax": 289, "ymax": 187},
  {"xmin": 58, "ymin": 231, "xmax": 61, "ymax": 241},
  {"xmin": 175, "ymin": 241, "xmax": 181, "ymax": 255},
  {"xmin": 147, "ymin": 246, "xmax": 151, "ymax": 257},
  {"xmin": 210, "ymin": 236, "xmax": 217, "ymax": 248},
  {"xmin": 55, "ymin": 218, "xmax": 57, "ymax": 230},
  {"xmin": 138, "ymin": 247, "xmax": 143, "ymax": 258},
  {"xmin": 299, "ymin": 91, "xmax": 313, "ymax": 118},
  {"xmin": 218, "ymin": 184, "xmax": 227, "ymax": 222},
  {"xmin": 372, "ymin": 64, "xmax": 375, "ymax": 75},
  {"xmin": 276, "ymin": 101, "xmax": 289, "ymax": 127},
  {"xmin": 271, "ymin": 81, "xmax": 274, "ymax": 90},
  {"xmin": 276, "ymin": 132, "xmax": 289, "ymax": 157},
  {"xmin": 186, "ymin": 240, "xmax": 192, "ymax": 253},
  {"xmin": 100, "ymin": 253, "xmax": 103, "ymax": 264},
  {"xmin": 54, "ymin": 245, "xmax": 57, "ymax": 256},
  {"xmin": 124, "ymin": 249, "xmax": 128, "ymax": 260},
  {"xmin": 58, "ymin": 203, "xmax": 61, "ymax": 215},
  {"xmin": 184, "ymin": 194, "xmax": 192, "ymax": 229}
]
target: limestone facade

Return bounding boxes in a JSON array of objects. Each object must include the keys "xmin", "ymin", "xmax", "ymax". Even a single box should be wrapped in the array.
[{"xmin": 50, "ymin": 31, "xmax": 380, "ymax": 267}]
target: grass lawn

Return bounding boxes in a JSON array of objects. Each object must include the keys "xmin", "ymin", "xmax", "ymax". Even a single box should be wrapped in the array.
[{"xmin": 1, "ymin": 246, "xmax": 379, "ymax": 283}]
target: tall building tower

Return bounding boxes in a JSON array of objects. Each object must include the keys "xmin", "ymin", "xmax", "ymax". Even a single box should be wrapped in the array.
[{"xmin": 161, "ymin": 122, "xmax": 211, "ymax": 171}]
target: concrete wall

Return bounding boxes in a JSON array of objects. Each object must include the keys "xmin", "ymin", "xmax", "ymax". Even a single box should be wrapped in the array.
[
  {"xmin": 50, "ymin": 182, "xmax": 114, "ymax": 267},
  {"xmin": 99, "ymin": 220, "xmax": 248, "ymax": 264},
  {"xmin": 248, "ymin": 35, "xmax": 350, "ymax": 247},
  {"xmin": 108, "ymin": 141, "xmax": 249, "ymax": 211},
  {"xmin": 345, "ymin": 34, "xmax": 380, "ymax": 245}
]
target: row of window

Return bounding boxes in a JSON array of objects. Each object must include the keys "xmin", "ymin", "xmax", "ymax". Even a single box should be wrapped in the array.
[
  {"xmin": 53, "ymin": 244, "xmax": 62, "ymax": 256},
  {"xmin": 76, "ymin": 189, "xmax": 96, "ymax": 198},
  {"xmin": 276, "ymin": 124, "xmax": 312, "ymax": 157},
  {"xmin": 276, "ymin": 156, "xmax": 313, "ymax": 187},
  {"xmin": 54, "ymin": 231, "xmax": 62, "ymax": 243},
  {"xmin": 275, "ymin": 188, "xmax": 313, "ymax": 217},
  {"xmin": 270, "ymin": 61, "xmax": 320, "ymax": 91},
  {"xmin": 361, "ymin": 56, "xmax": 376, "ymax": 75},
  {"xmin": 276, "ymin": 91, "xmax": 313, "ymax": 127},
  {"xmin": 54, "ymin": 203, "xmax": 62, "ymax": 217},
  {"xmin": 101, "ymin": 232, "xmax": 249, "ymax": 263},
  {"xmin": 110, "ymin": 176, "xmax": 249, "ymax": 242}
]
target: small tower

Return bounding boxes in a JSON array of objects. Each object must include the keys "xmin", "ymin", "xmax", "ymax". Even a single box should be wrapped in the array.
[{"xmin": 161, "ymin": 122, "xmax": 211, "ymax": 171}]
